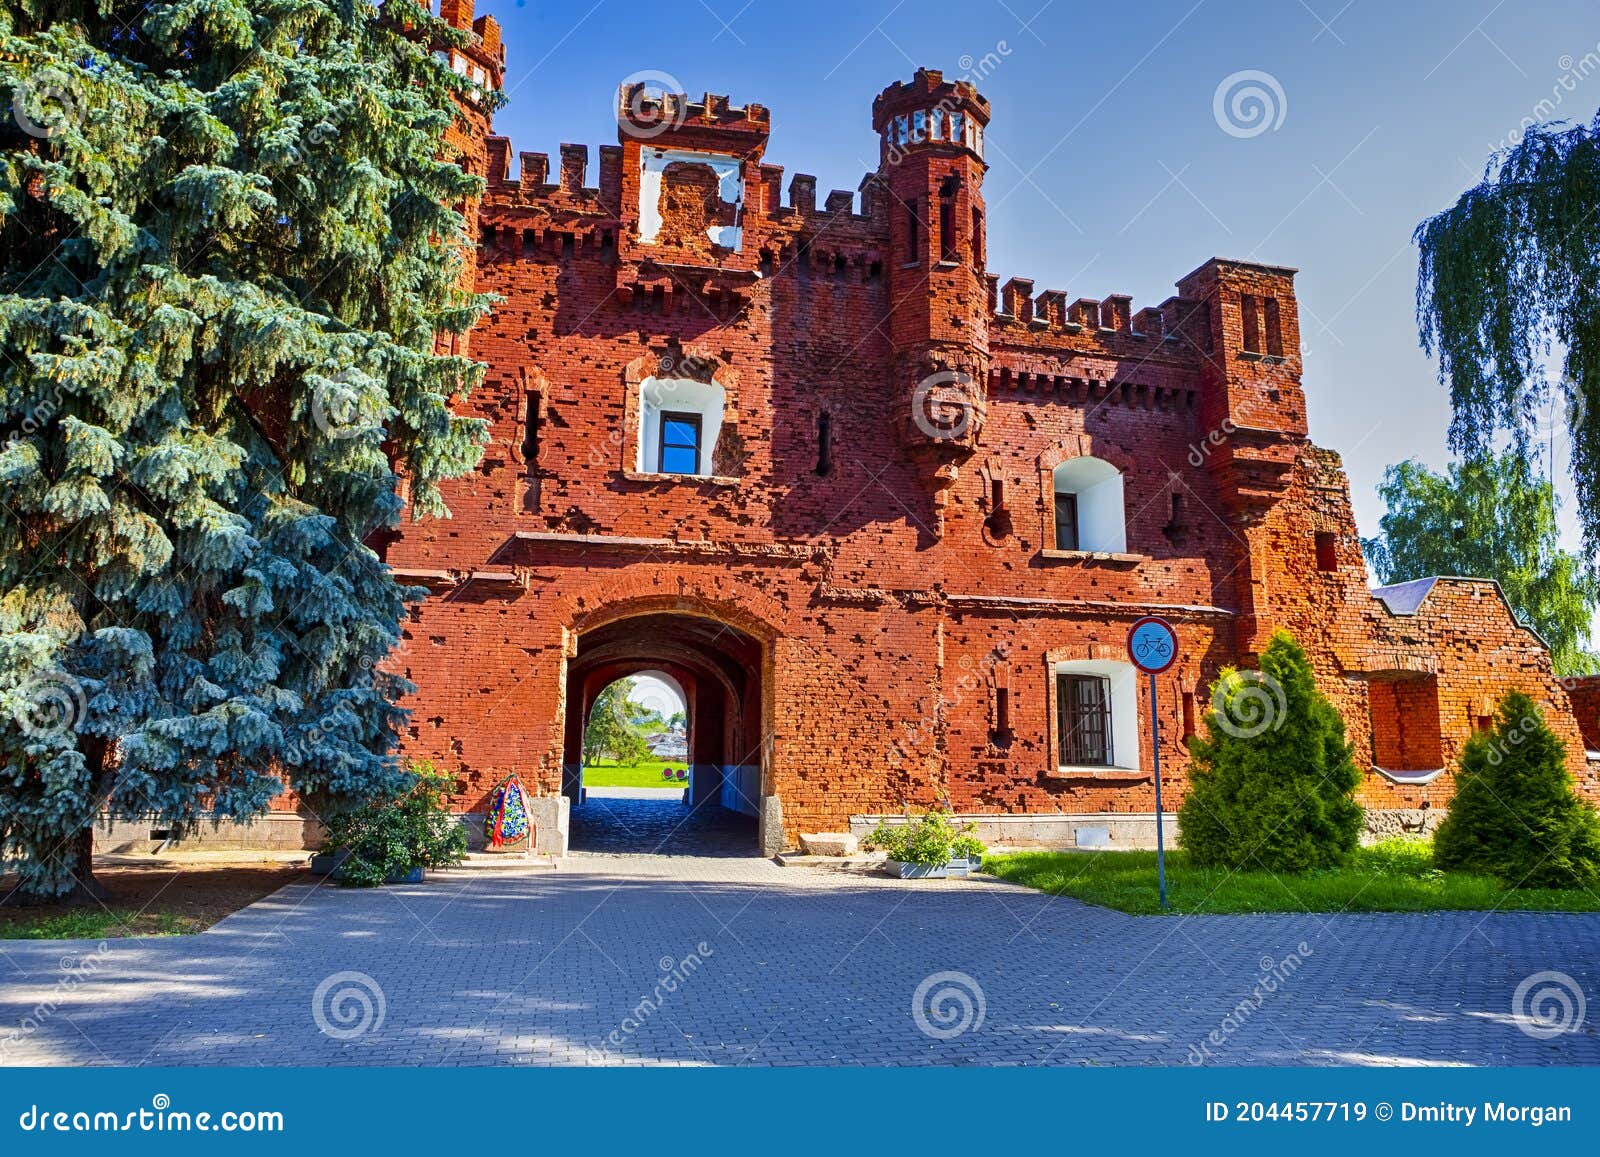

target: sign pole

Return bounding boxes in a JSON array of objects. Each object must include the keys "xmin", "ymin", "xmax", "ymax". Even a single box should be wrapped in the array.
[
  {"xmin": 1148, "ymin": 672, "xmax": 1167, "ymax": 911},
  {"xmin": 1126, "ymin": 615, "xmax": 1178, "ymax": 914}
]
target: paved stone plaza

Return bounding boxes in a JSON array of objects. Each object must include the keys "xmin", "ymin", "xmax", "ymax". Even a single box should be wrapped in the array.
[{"xmin": 2, "ymin": 846, "xmax": 1597, "ymax": 1067}]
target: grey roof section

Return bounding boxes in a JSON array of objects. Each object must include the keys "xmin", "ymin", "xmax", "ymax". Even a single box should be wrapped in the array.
[
  {"xmin": 1371, "ymin": 576, "xmax": 1440, "ymax": 616},
  {"xmin": 1367, "ymin": 575, "xmax": 1555, "ymax": 653}
]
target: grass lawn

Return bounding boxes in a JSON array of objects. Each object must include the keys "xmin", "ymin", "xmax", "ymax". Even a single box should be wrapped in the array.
[
  {"xmin": 983, "ymin": 838, "xmax": 1600, "ymax": 915},
  {"xmin": 582, "ymin": 758, "xmax": 689, "ymax": 789},
  {"xmin": 0, "ymin": 865, "xmax": 306, "ymax": 939}
]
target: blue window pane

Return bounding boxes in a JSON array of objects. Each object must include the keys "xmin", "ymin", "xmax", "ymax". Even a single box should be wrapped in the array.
[
  {"xmin": 661, "ymin": 444, "xmax": 699, "ymax": 474},
  {"xmin": 662, "ymin": 418, "xmax": 698, "ymax": 446}
]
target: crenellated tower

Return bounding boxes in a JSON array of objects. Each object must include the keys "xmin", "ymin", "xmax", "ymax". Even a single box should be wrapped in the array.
[
  {"xmin": 432, "ymin": 0, "xmax": 505, "ymax": 359},
  {"xmin": 872, "ymin": 71, "xmax": 993, "ymax": 514},
  {"xmin": 1176, "ymin": 258, "xmax": 1309, "ymax": 656}
]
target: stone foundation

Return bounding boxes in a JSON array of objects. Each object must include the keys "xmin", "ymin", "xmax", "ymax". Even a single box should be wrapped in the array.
[
  {"xmin": 1361, "ymin": 808, "xmax": 1441, "ymax": 840},
  {"xmin": 463, "ymin": 797, "xmax": 570, "ymax": 855},
  {"xmin": 95, "ymin": 803, "xmax": 1444, "ymax": 859},
  {"xmin": 95, "ymin": 799, "xmax": 572, "ymax": 857},
  {"xmin": 97, "ymin": 812, "xmax": 324, "ymax": 853},
  {"xmin": 853, "ymin": 811, "xmax": 1179, "ymax": 851},
  {"xmin": 853, "ymin": 807, "xmax": 1447, "ymax": 853}
]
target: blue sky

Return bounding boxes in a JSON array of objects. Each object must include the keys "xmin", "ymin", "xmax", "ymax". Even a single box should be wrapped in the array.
[{"xmin": 485, "ymin": 0, "xmax": 1597, "ymax": 578}]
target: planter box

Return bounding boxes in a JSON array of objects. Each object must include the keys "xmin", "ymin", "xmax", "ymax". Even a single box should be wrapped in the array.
[
  {"xmin": 309, "ymin": 848, "xmax": 352, "ymax": 876},
  {"xmin": 884, "ymin": 857, "xmax": 982, "ymax": 879},
  {"xmin": 322, "ymin": 854, "xmax": 425, "ymax": 884}
]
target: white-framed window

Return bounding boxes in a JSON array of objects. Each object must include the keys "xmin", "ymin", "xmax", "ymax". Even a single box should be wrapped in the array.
[
  {"xmin": 1052, "ymin": 456, "xmax": 1126, "ymax": 553},
  {"xmin": 638, "ymin": 377, "xmax": 724, "ymax": 478},
  {"xmin": 1054, "ymin": 659, "xmax": 1139, "ymax": 771}
]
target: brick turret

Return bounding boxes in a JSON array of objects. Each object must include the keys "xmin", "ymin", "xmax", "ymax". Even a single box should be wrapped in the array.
[
  {"xmin": 429, "ymin": 0, "xmax": 506, "ymax": 358},
  {"xmin": 1176, "ymin": 258, "xmax": 1309, "ymax": 654},
  {"xmin": 872, "ymin": 70, "xmax": 993, "ymax": 509}
]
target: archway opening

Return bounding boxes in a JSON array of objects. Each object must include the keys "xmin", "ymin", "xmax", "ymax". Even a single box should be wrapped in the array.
[
  {"xmin": 562, "ymin": 612, "xmax": 765, "ymax": 855},
  {"xmin": 580, "ymin": 670, "xmax": 688, "ymax": 792}
]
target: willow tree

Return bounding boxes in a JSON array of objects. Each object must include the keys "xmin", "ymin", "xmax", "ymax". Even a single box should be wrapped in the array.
[
  {"xmin": 1363, "ymin": 453, "xmax": 1600, "ymax": 675},
  {"xmin": 1415, "ymin": 114, "xmax": 1600, "ymax": 552},
  {"xmin": 0, "ymin": 0, "xmax": 490, "ymax": 900}
]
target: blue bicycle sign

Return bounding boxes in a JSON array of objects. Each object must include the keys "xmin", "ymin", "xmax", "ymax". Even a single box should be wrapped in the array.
[
  {"xmin": 1127, "ymin": 616, "xmax": 1178, "ymax": 674},
  {"xmin": 1125, "ymin": 614, "xmax": 1179, "ymax": 909}
]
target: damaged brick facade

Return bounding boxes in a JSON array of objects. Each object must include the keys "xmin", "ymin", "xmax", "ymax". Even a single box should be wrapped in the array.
[{"xmin": 377, "ymin": 2, "xmax": 1598, "ymax": 854}]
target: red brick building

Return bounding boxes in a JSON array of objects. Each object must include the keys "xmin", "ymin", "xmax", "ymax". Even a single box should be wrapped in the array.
[{"xmin": 374, "ymin": 2, "xmax": 1597, "ymax": 855}]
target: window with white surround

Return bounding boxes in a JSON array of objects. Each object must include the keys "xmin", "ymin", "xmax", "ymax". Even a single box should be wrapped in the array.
[
  {"xmin": 1054, "ymin": 659, "xmax": 1139, "ymax": 771},
  {"xmin": 1052, "ymin": 456, "xmax": 1126, "ymax": 553},
  {"xmin": 638, "ymin": 377, "xmax": 725, "ymax": 478}
]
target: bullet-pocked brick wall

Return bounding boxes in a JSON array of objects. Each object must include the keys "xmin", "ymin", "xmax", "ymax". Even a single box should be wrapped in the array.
[{"xmin": 378, "ymin": 10, "xmax": 1595, "ymax": 846}]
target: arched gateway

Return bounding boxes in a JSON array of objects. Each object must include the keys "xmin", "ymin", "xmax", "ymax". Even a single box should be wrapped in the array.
[{"xmin": 561, "ymin": 612, "xmax": 770, "ymax": 854}]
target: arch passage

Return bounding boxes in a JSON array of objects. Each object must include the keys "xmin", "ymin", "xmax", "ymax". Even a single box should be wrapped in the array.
[{"xmin": 561, "ymin": 612, "xmax": 765, "ymax": 852}]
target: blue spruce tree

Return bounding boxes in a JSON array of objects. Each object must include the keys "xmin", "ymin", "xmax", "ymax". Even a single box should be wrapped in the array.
[{"xmin": 0, "ymin": 0, "xmax": 490, "ymax": 899}]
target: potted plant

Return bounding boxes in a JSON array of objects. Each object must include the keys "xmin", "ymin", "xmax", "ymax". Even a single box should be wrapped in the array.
[
  {"xmin": 868, "ymin": 812, "xmax": 987, "ymax": 879},
  {"xmin": 308, "ymin": 846, "xmax": 351, "ymax": 876},
  {"xmin": 320, "ymin": 762, "xmax": 467, "ymax": 886}
]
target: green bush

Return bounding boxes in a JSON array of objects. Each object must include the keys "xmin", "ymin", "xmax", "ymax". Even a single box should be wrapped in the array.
[
  {"xmin": 1434, "ymin": 690, "xmax": 1600, "ymax": 888},
  {"xmin": 1178, "ymin": 631, "xmax": 1363, "ymax": 873},
  {"xmin": 322, "ymin": 763, "xmax": 467, "ymax": 887},
  {"xmin": 868, "ymin": 812, "xmax": 985, "ymax": 865}
]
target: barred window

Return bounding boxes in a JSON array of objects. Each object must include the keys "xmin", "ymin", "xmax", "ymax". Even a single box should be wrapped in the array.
[{"xmin": 1057, "ymin": 673, "xmax": 1113, "ymax": 767}]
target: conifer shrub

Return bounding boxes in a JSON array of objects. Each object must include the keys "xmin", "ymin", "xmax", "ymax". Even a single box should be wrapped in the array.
[
  {"xmin": 1178, "ymin": 631, "xmax": 1363, "ymax": 872},
  {"xmin": 1433, "ymin": 690, "xmax": 1600, "ymax": 888}
]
